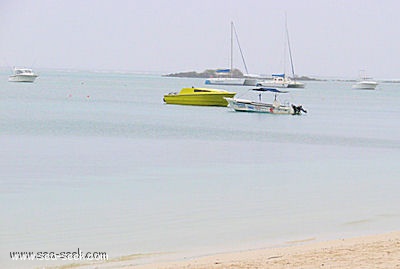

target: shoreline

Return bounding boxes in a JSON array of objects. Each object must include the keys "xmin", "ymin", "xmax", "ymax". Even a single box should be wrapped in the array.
[{"xmin": 67, "ymin": 231, "xmax": 400, "ymax": 269}]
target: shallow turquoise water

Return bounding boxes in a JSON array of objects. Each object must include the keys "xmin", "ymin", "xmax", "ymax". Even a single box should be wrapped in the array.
[{"xmin": 1, "ymin": 70, "xmax": 399, "ymax": 268}]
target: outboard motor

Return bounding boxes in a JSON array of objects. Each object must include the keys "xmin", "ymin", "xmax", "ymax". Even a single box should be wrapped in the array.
[{"xmin": 291, "ymin": 105, "xmax": 307, "ymax": 115}]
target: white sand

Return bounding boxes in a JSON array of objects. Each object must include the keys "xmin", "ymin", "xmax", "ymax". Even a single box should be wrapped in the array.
[{"xmin": 62, "ymin": 231, "xmax": 400, "ymax": 269}]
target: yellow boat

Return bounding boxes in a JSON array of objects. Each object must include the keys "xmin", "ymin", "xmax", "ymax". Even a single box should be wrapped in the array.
[{"xmin": 163, "ymin": 87, "xmax": 236, "ymax": 106}]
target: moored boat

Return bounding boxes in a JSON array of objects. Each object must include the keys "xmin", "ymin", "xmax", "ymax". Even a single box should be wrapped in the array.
[
  {"xmin": 163, "ymin": 87, "xmax": 236, "ymax": 107},
  {"xmin": 352, "ymin": 70, "xmax": 378, "ymax": 90},
  {"xmin": 352, "ymin": 80, "xmax": 378, "ymax": 90},
  {"xmin": 205, "ymin": 77, "xmax": 257, "ymax": 86},
  {"xmin": 205, "ymin": 77, "xmax": 246, "ymax": 86},
  {"xmin": 259, "ymin": 16, "xmax": 305, "ymax": 89},
  {"xmin": 8, "ymin": 67, "xmax": 38, "ymax": 82},
  {"xmin": 225, "ymin": 87, "xmax": 307, "ymax": 115},
  {"xmin": 257, "ymin": 74, "xmax": 305, "ymax": 88},
  {"xmin": 257, "ymin": 74, "xmax": 289, "ymax": 88},
  {"xmin": 205, "ymin": 22, "xmax": 257, "ymax": 86},
  {"xmin": 287, "ymin": 79, "xmax": 305, "ymax": 88}
]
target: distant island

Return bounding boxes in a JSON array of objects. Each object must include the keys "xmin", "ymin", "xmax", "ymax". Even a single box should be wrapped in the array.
[
  {"xmin": 163, "ymin": 68, "xmax": 244, "ymax": 78},
  {"xmin": 163, "ymin": 68, "xmax": 319, "ymax": 81},
  {"xmin": 295, "ymin": 75, "xmax": 321, "ymax": 81}
]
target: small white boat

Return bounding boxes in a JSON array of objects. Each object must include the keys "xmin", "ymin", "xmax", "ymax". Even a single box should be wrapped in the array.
[
  {"xmin": 8, "ymin": 68, "xmax": 38, "ymax": 82},
  {"xmin": 352, "ymin": 70, "xmax": 377, "ymax": 90},
  {"xmin": 352, "ymin": 79, "xmax": 378, "ymax": 90},
  {"xmin": 225, "ymin": 87, "xmax": 307, "ymax": 115},
  {"xmin": 257, "ymin": 74, "xmax": 304, "ymax": 88}
]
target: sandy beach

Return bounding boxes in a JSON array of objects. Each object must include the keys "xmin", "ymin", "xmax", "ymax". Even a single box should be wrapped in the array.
[{"xmin": 69, "ymin": 231, "xmax": 400, "ymax": 269}]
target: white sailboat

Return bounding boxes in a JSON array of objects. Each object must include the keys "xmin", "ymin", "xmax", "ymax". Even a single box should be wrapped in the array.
[
  {"xmin": 284, "ymin": 19, "xmax": 304, "ymax": 89},
  {"xmin": 205, "ymin": 22, "xmax": 257, "ymax": 86},
  {"xmin": 258, "ymin": 16, "xmax": 304, "ymax": 88}
]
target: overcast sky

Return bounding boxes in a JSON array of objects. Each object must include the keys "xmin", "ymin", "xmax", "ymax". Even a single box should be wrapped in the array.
[{"xmin": 1, "ymin": 0, "xmax": 399, "ymax": 78}]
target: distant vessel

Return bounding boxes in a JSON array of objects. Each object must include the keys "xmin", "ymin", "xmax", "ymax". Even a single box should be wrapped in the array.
[
  {"xmin": 257, "ymin": 74, "xmax": 290, "ymax": 88},
  {"xmin": 205, "ymin": 69, "xmax": 246, "ymax": 85},
  {"xmin": 352, "ymin": 80, "xmax": 378, "ymax": 90},
  {"xmin": 257, "ymin": 73, "xmax": 304, "ymax": 88},
  {"xmin": 225, "ymin": 87, "xmax": 307, "ymax": 115},
  {"xmin": 163, "ymin": 87, "xmax": 236, "ymax": 107},
  {"xmin": 352, "ymin": 71, "xmax": 378, "ymax": 90},
  {"xmin": 205, "ymin": 22, "xmax": 257, "ymax": 86},
  {"xmin": 205, "ymin": 71, "xmax": 257, "ymax": 86},
  {"xmin": 258, "ymin": 15, "xmax": 305, "ymax": 89},
  {"xmin": 205, "ymin": 76, "xmax": 246, "ymax": 86},
  {"xmin": 8, "ymin": 67, "xmax": 38, "ymax": 82}
]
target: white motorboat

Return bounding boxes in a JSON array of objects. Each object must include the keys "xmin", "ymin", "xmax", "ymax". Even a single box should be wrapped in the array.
[
  {"xmin": 352, "ymin": 80, "xmax": 378, "ymax": 90},
  {"xmin": 8, "ymin": 68, "xmax": 38, "ymax": 82},
  {"xmin": 352, "ymin": 70, "xmax": 377, "ymax": 90},
  {"xmin": 225, "ymin": 87, "xmax": 307, "ymax": 115}
]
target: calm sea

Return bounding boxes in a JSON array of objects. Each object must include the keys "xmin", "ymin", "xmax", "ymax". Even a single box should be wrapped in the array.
[{"xmin": 1, "ymin": 70, "xmax": 399, "ymax": 268}]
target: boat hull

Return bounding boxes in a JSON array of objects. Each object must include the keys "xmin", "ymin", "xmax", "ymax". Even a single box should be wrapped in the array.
[
  {"xmin": 225, "ymin": 97, "xmax": 294, "ymax": 114},
  {"xmin": 257, "ymin": 80, "xmax": 305, "ymax": 88},
  {"xmin": 164, "ymin": 93, "xmax": 235, "ymax": 106},
  {"xmin": 243, "ymin": 79, "xmax": 258, "ymax": 86},
  {"xmin": 257, "ymin": 81, "xmax": 289, "ymax": 88},
  {"xmin": 287, "ymin": 81, "xmax": 305, "ymax": 88},
  {"xmin": 205, "ymin": 78, "xmax": 246, "ymax": 86},
  {"xmin": 352, "ymin": 81, "xmax": 378, "ymax": 90},
  {"xmin": 8, "ymin": 75, "xmax": 38, "ymax": 82}
]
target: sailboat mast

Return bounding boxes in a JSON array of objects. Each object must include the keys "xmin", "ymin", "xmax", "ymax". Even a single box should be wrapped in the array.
[
  {"xmin": 232, "ymin": 22, "xmax": 249, "ymax": 75},
  {"xmin": 230, "ymin": 21, "xmax": 234, "ymax": 77},
  {"xmin": 285, "ymin": 15, "xmax": 296, "ymax": 81}
]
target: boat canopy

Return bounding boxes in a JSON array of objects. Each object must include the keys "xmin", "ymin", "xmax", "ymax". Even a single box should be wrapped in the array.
[
  {"xmin": 251, "ymin": 87, "xmax": 288, "ymax": 93},
  {"xmin": 272, "ymin": 73, "xmax": 285, "ymax": 78}
]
